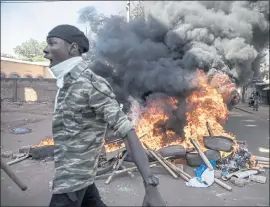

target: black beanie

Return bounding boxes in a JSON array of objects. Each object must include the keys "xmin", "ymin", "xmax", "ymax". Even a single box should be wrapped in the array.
[{"xmin": 47, "ymin": 24, "xmax": 89, "ymax": 53}]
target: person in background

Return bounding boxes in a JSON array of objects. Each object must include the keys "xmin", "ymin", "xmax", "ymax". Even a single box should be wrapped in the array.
[
  {"xmin": 253, "ymin": 91, "xmax": 260, "ymax": 111},
  {"xmin": 43, "ymin": 24, "xmax": 165, "ymax": 207}
]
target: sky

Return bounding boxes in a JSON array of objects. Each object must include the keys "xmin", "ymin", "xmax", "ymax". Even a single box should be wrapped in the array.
[{"xmin": 1, "ymin": 1, "xmax": 126, "ymax": 55}]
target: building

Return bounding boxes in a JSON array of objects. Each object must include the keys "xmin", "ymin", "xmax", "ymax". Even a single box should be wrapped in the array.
[
  {"xmin": 0, "ymin": 57, "xmax": 53, "ymax": 79},
  {"xmin": 244, "ymin": 80, "xmax": 270, "ymax": 105}
]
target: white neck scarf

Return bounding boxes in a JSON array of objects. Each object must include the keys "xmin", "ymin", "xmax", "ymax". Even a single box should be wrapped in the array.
[
  {"xmin": 50, "ymin": 56, "xmax": 83, "ymax": 88},
  {"xmin": 50, "ymin": 56, "xmax": 83, "ymax": 111}
]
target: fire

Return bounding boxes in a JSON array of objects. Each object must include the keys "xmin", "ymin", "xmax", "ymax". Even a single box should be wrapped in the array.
[
  {"xmin": 34, "ymin": 69, "xmax": 237, "ymax": 159},
  {"xmin": 183, "ymin": 70, "xmax": 236, "ymax": 149},
  {"xmin": 208, "ymin": 71, "xmax": 236, "ymax": 104},
  {"xmin": 32, "ymin": 137, "xmax": 54, "ymax": 148},
  {"xmin": 105, "ymin": 69, "xmax": 236, "ymax": 157}
]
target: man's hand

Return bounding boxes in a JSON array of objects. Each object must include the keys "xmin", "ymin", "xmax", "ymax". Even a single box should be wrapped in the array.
[
  {"xmin": 142, "ymin": 186, "xmax": 166, "ymax": 206},
  {"xmin": 123, "ymin": 130, "xmax": 166, "ymax": 206}
]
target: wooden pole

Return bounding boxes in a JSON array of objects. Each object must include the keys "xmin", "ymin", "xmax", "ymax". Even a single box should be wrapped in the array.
[
  {"xmin": 189, "ymin": 138, "xmax": 232, "ymax": 191},
  {"xmin": 96, "ymin": 163, "xmax": 157, "ymax": 180},
  {"xmin": 148, "ymin": 150, "xmax": 178, "ymax": 179},
  {"xmin": 189, "ymin": 139, "xmax": 214, "ymax": 170},
  {"xmin": 105, "ymin": 151, "xmax": 128, "ymax": 184},
  {"xmin": 7, "ymin": 154, "xmax": 30, "ymax": 166},
  {"xmin": 206, "ymin": 121, "xmax": 213, "ymax": 136},
  {"xmin": 1, "ymin": 158, "xmax": 27, "ymax": 191},
  {"xmin": 155, "ymin": 152, "xmax": 192, "ymax": 181}
]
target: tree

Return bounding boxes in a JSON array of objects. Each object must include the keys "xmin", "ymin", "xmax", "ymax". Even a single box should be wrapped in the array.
[{"xmin": 13, "ymin": 38, "xmax": 47, "ymax": 62}]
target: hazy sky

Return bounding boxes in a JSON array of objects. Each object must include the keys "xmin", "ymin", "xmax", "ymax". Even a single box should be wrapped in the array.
[{"xmin": 1, "ymin": 1, "xmax": 126, "ymax": 55}]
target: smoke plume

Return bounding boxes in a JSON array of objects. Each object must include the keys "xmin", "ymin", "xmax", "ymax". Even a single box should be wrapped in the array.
[{"xmin": 79, "ymin": 1, "xmax": 269, "ymax": 108}]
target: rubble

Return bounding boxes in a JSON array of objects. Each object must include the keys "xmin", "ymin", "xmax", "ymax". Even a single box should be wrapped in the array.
[
  {"xmin": 217, "ymin": 144, "xmax": 254, "ymax": 173},
  {"xmin": 249, "ymin": 175, "xmax": 267, "ymax": 184},
  {"xmin": 230, "ymin": 177, "xmax": 248, "ymax": 187},
  {"xmin": 214, "ymin": 170, "xmax": 222, "ymax": 179}
]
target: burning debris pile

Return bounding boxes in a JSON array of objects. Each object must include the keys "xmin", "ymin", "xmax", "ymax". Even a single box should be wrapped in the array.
[
  {"xmin": 104, "ymin": 69, "xmax": 236, "ymax": 154},
  {"xmin": 10, "ymin": 68, "xmax": 266, "ymax": 189},
  {"xmin": 77, "ymin": 1, "xmax": 269, "ymax": 188}
]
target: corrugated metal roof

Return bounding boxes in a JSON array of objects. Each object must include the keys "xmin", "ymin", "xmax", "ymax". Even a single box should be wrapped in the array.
[{"xmin": 1, "ymin": 57, "xmax": 49, "ymax": 67}]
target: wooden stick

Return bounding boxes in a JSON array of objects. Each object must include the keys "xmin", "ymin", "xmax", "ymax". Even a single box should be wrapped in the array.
[
  {"xmin": 96, "ymin": 163, "xmax": 157, "ymax": 180},
  {"xmin": 105, "ymin": 158, "xmax": 118, "ymax": 183},
  {"xmin": 1, "ymin": 158, "xmax": 27, "ymax": 191},
  {"xmin": 143, "ymin": 142, "xmax": 178, "ymax": 179},
  {"xmin": 189, "ymin": 138, "xmax": 232, "ymax": 191},
  {"xmin": 214, "ymin": 178, "xmax": 232, "ymax": 190},
  {"xmin": 254, "ymin": 156, "xmax": 269, "ymax": 162},
  {"xmin": 155, "ymin": 152, "xmax": 192, "ymax": 181},
  {"xmin": 105, "ymin": 151, "xmax": 128, "ymax": 184},
  {"xmin": 7, "ymin": 154, "xmax": 30, "ymax": 166},
  {"xmin": 120, "ymin": 165, "xmax": 135, "ymax": 178},
  {"xmin": 156, "ymin": 152, "xmax": 192, "ymax": 179},
  {"xmin": 189, "ymin": 139, "xmax": 214, "ymax": 170},
  {"xmin": 206, "ymin": 121, "xmax": 213, "ymax": 136},
  {"xmin": 148, "ymin": 150, "xmax": 178, "ymax": 179}
]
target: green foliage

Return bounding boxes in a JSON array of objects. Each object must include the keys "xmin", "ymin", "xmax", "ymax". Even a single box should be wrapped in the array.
[{"xmin": 13, "ymin": 38, "xmax": 47, "ymax": 62}]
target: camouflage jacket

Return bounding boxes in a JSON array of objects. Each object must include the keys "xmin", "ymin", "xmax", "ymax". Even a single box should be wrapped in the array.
[{"xmin": 52, "ymin": 59, "xmax": 133, "ymax": 194}]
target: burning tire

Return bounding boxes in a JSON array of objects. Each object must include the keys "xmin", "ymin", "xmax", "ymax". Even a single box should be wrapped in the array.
[
  {"xmin": 203, "ymin": 136, "xmax": 234, "ymax": 152},
  {"xmin": 186, "ymin": 150, "xmax": 221, "ymax": 167},
  {"xmin": 157, "ymin": 145, "xmax": 188, "ymax": 158}
]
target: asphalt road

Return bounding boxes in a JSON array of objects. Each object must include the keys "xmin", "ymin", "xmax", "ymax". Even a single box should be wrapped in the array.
[{"xmin": 1, "ymin": 108, "xmax": 269, "ymax": 206}]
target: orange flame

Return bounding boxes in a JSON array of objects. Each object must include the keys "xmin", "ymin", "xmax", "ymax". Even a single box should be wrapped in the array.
[
  {"xmin": 32, "ymin": 137, "xmax": 54, "ymax": 148},
  {"xmin": 105, "ymin": 69, "xmax": 236, "ymax": 156},
  {"xmin": 34, "ymin": 69, "xmax": 237, "ymax": 159}
]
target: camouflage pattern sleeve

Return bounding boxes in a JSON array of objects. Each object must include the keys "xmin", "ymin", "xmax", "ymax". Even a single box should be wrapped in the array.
[{"xmin": 87, "ymin": 74, "xmax": 134, "ymax": 138}]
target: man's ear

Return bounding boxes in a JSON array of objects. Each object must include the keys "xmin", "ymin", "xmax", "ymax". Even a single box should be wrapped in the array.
[{"xmin": 68, "ymin": 43, "xmax": 80, "ymax": 55}]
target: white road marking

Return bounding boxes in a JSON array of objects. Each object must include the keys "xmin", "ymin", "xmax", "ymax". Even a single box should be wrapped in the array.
[
  {"xmin": 259, "ymin": 147, "xmax": 269, "ymax": 153},
  {"xmin": 245, "ymin": 124, "xmax": 257, "ymax": 127}
]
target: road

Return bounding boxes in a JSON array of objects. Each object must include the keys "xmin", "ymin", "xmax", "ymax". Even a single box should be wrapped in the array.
[{"xmin": 1, "ymin": 104, "xmax": 269, "ymax": 206}]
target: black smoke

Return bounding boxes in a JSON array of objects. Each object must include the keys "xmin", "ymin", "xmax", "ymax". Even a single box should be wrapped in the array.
[{"xmin": 79, "ymin": 1, "xmax": 269, "ymax": 108}]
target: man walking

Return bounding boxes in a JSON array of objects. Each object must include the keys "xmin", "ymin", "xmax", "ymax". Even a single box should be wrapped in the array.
[
  {"xmin": 43, "ymin": 25, "xmax": 165, "ymax": 207},
  {"xmin": 253, "ymin": 91, "xmax": 260, "ymax": 111}
]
